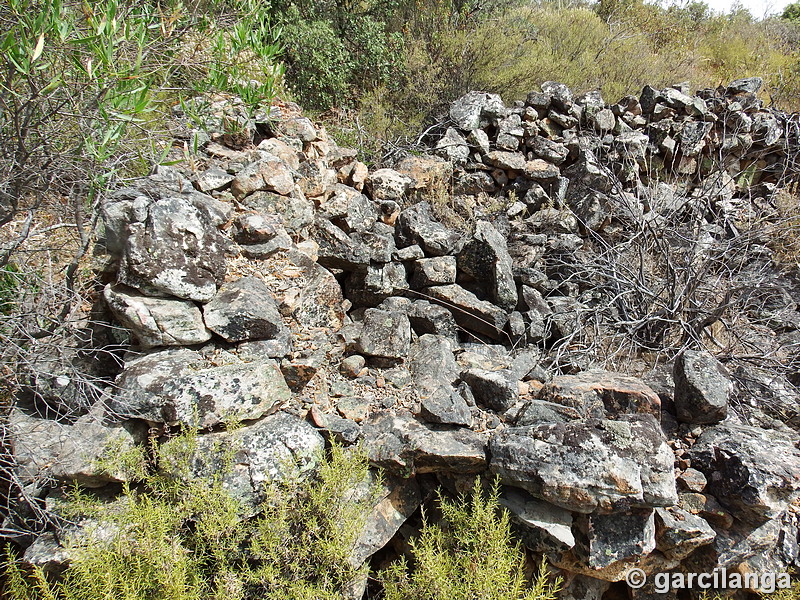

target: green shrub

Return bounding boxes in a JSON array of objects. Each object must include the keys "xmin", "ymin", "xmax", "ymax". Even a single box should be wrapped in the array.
[
  {"xmin": 2, "ymin": 437, "xmax": 379, "ymax": 600},
  {"xmin": 380, "ymin": 481, "xmax": 563, "ymax": 600}
]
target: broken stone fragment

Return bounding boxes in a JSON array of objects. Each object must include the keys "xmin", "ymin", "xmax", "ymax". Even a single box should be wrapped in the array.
[
  {"xmin": 457, "ymin": 220, "xmax": 517, "ymax": 312},
  {"xmin": 9, "ymin": 402, "xmax": 146, "ymax": 487},
  {"xmin": 230, "ymin": 153, "xmax": 295, "ymax": 199},
  {"xmin": 689, "ymin": 422, "xmax": 800, "ymax": 523},
  {"xmin": 672, "ymin": 350, "xmax": 731, "ymax": 424},
  {"xmin": 203, "ymin": 276, "xmax": 288, "ymax": 343},
  {"xmin": 357, "ymin": 308, "xmax": 411, "ymax": 360},
  {"xmin": 395, "ymin": 202, "xmax": 462, "ymax": 257},
  {"xmin": 362, "ymin": 412, "xmax": 488, "ymax": 475},
  {"xmin": 423, "ymin": 284, "xmax": 509, "ymax": 340},
  {"xmin": 104, "ymin": 283, "xmax": 211, "ymax": 348}
]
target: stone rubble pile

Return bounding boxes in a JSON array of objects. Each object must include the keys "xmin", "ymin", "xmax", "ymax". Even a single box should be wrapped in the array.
[{"xmin": 7, "ymin": 81, "xmax": 800, "ymax": 599}]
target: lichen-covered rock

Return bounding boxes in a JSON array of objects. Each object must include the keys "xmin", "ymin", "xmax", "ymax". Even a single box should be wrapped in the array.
[
  {"xmin": 104, "ymin": 283, "xmax": 211, "ymax": 348},
  {"xmin": 230, "ymin": 153, "xmax": 295, "ymax": 199},
  {"xmin": 424, "ymin": 284, "xmax": 509, "ymax": 339},
  {"xmin": 457, "ymin": 220, "xmax": 517, "ymax": 312},
  {"xmin": 655, "ymin": 507, "xmax": 716, "ymax": 560},
  {"xmin": 395, "ymin": 202, "xmax": 462, "ymax": 257},
  {"xmin": 689, "ymin": 422, "xmax": 800, "ymax": 523},
  {"xmin": 462, "ymin": 368, "xmax": 519, "ymax": 412},
  {"xmin": 673, "ymin": 350, "xmax": 731, "ymax": 424},
  {"xmin": 500, "ymin": 487, "xmax": 575, "ymax": 552},
  {"xmin": 409, "ymin": 335, "xmax": 471, "ymax": 426},
  {"xmin": 366, "ymin": 168, "xmax": 413, "ymax": 201},
  {"xmin": 9, "ymin": 402, "xmax": 146, "ymax": 487},
  {"xmin": 411, "ymin": 256, "xmax": 457, "ymax": 288},
  {"xmin": 163, "ymin": 412, "xmax": 324, "ymax": 507},
  {"xmin": 449, "ymin": 91, "xmax": 506, "ymax": 131},
  {"xmin": 203, "ymin": 276, "xmax": 287, "ymax": 343},
  {"xmin": 357, "ymin": 308, "xmax": 411, "ymax": 360},
  {"xmin": 118, "ymin": 195, "xmax": 227, "ymax": 302},
  {"xmin": 537, "ymin": 370, "xmax": 661, "ymax": 419},
  {"xmin": 573, "ymin": 509, "xmax": 656, "ymax": 569},
  {"xmin": 435, "ymin": 127, "xmax": 470, "ymax": 164},
  {"xmin": 109, "ymin": 349, "xmax": 290, "ymax": 428},
  {"xmin": 490, "ymin": 414, "xmax": 677, "ymax": 513},
  {"xmin": 362, "ymin": 412, "xmax": 488, "ymax": 475}
]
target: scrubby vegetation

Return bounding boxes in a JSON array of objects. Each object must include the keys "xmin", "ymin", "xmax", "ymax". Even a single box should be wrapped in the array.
[
  {"xmin": 380, "ymin": 483, "xmax": 562, "ymax": 600},
  {"xmin": 3, "ymin": 438, "xmax": 559, "ymax": 600}
]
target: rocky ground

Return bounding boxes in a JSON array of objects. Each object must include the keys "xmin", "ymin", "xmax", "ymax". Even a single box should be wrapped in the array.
[{"xmin": 5, "ymin": 77, "xmax": 800, "ymax": 599}]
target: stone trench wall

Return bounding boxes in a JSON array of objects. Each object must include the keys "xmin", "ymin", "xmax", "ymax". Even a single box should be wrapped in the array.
[{"xmin": 7, "ymin": 78, "xmax": 800, "ymax": 600}]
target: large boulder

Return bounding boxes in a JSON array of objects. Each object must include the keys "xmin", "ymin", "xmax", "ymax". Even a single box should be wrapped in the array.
[
  {"xmin": 449, "ymin": 91, "xmax": 506, "ymax": 131},
  {"xmin": 689, "ymin": 422, "xmax": 800, "ymax": 524},
  {"xmin": 118, "ymin": 195, "xmax": 227, "ymax": 302},
  {"xmin": 490, "ymin": 414, "xmax": 677, "ymax": 513},
  {"xmin": 109, "ymin": 349, "xmax": 290, "ymax": 428}
]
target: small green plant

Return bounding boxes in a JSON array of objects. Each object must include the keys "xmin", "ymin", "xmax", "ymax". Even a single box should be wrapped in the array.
[{"xmin": 380, "ymin": 481, "xmax": 563, "ymax": 600}]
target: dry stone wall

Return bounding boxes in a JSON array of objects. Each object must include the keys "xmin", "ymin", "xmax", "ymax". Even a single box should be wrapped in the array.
[{"xmin": 7, "ymin": 81, "xmax": 800, "ymax": 598}]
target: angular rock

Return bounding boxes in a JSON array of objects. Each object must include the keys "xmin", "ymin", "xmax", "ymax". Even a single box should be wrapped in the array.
[
  {"xmin": 366, "ymin": 168, "xmax": 413, "ymax": 201},
  {"xmin": 203, "ymin": 277, "xmax": 288, "ymax": 343},
  {"xmin": 395, "ymin": 202, "xmax": 462, "ymax": 256},
  {"xmin": 537, "ymin": 370, "xmax": 661, "ymax": 419},
  {"xmin": 500, "ymin": 487, "xmax": 575, "ymax": 552},
  {"xmin": 349, "ymin": 471, "xmax": 422, "ymax": 566},
  {"xmin": 395, "ymin": 155, "xmax": 453, "ymax": 192},
  {"xmin": 241, "ymin": 189, "xmax": 315, "ymax": 233},
  {"xmin": 449, "ymin": 91, "xmax": 506, "ymax": 131},
  {"xmin": 166, "ymin": 412, "xmax": 324, "ymax": 506},
  {"xmin": 9, "ymin": 403, "xmax": 145, "ymax": 487},
  {"xmin": 104, "ymin": 283, "xmax": 210, "ymax": 348},
  {"xmin": 457, "ymin": 220, "xmax": 517, "ymax": 311},
  {"xmin": 230, "ymin": 154, "xmax": 294, "ymax": 199},
  {"xmin": 435, "ymin": 127, "xmax": 470, "ymax": 164},
  {"xmin": 119, "ymin": 196, "xmax": 227, "ymax": 302},
  {"xmin": 406, "ymin": 300, "xmax": 459, "ymax": 340},
  {"xmin": 673, "ymin": 350, "xmax": 731, "ymax": 424},
  {"xmin": 412, "ymin": 256, "xmax": 457, "ymax": 288},
  {"xmin": 109, "ymin": 349, "xmax": 290, "ymax": 428},
  {"xmin": 290, "ymin": 252, "xmax": 346, "ymax": 330},
  {"xmin": 346, "ymin": 262, "xmax": 409, "ymax": 306},
  {"xmin": 272, "ymin": 116, "xmax": 318, "ymax": 142},
  {"xmin": 409, "ymin": 335, "xmax": 471, "ymax": 426},
  {"xmin": 424, "ymin": 284, "xmax": 509, "ymax": 339},
  {"xmin": 489, "ymin": 414, "xmax": 677, "ymax": 513},
  {"xmin": 462, "ymin": 368, "xmax": 518, "ymax": 412},
  {"xmin": 728, "ymin": 77, "xmax": 762, "ymax": 94},
  {"xmin": 541, "ymin": 81, "xmax": 573, "ymax": 111},
  {"xmin": 689, "ymin": 422, "xmax": 800, "ymax": 523},
  {"xmin": 195, "ymin": 166, "xmax": 233, "ymax": 193},
  {"xmin": 485, "ymin": 151, "xmax": 526, "ymax": 171},
  {"xmin": 357, "ymin": 308, "xmax": 411, "ymax": 360},
  {"xmin": 315, "ymin": 218, "xmax": 371, "ymax": 270},
  {"xmin": 573, "ymin": 509, "xmax": 656, "ymax": 570},
  {"xmin": 362, "ymin": 412, "xmax": 488, "ymax": 475},
  {"xmin": 655, "ymin": 507, "xmax": 716, "ymax": 560},
  {"xmin": 528, "ymin": 136, "xmax": 569, "ymax": 165}
]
